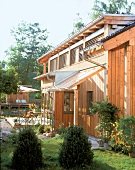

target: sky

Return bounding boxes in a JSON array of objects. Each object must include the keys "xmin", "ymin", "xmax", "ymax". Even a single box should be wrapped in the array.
[
  {"xmin": 0, "ymin": 0, "xmax": 134, "ymax": 61},
  {"xmin": 0, "ymin": 0, "xmax": 94, "ymax": 61}
]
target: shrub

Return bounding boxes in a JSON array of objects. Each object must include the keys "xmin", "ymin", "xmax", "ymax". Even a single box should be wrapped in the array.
[
  {"xmin": 38, "ymin": 124, "xmax": 45, "ymax": 134},
  {"xmin": 58, "ymin": 125, "xmax": 94, "ymax": 169},
  {"xmin": 55, "ymin": 126, "xmax": 68, "ymax": 138},
  {"xmin": 11, "ymin": 128, "xmax": 43, "ymax": 170},
  {"xmin": 90, "ymin": 100, "xmax": 120, "ymax": 142},
  {"xmin": 117, "ymin": 116, "xmax": 135, "ymax": 151}
]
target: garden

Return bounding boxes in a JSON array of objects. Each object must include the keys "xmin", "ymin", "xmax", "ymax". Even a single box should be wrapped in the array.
[{"xmin": 1, "ymin": 100, "xmax": 135, "ymax": 169}]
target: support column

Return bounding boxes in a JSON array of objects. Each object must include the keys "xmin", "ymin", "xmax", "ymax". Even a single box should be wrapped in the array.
[{"xmin": 74, "ymin": 87, "xmax": 79, "ymax": 125}]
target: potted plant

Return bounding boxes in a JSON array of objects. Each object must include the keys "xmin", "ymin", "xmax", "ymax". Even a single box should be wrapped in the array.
[{"xmin": 90, "ymin": 100, "xmax": 120, "ymax": 147}]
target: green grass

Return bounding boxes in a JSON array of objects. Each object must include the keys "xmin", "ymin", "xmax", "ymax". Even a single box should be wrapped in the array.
[{"xmin": 1, "ymin": 137, "xmax": 135, "ymax": 170}]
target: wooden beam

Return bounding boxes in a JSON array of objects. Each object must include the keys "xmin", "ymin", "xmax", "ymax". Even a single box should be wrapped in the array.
[
  {"xmin": 83, "ymin": 32, "xmax": 90, "ymax": 36},
  {"xmin": 84, "ymin": 45, "xmax": 104, "ymax": 56},
  {"xmin": 129, "ymin": 38, "xmax": 135, "ymax": 46},
  {"xmin": 103, "ymin": 26, "xmax": 135, "ymax": 50}
]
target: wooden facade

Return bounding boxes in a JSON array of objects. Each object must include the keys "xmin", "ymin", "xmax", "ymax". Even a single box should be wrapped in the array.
[
  {"xmin": 35, "ymin": 14, "xmax": 135, "ymax": 137},
  {"xmin": 103, "ymin": 25, "xmax": 135, "ymax": 117},
  {"xmin": 7, "ymin": 93, "xmax": 29, "ymax": 104}
]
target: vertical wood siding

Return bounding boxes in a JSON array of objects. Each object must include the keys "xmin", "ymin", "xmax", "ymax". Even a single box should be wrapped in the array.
[
  {"xmin": 7, "ymin": 93, "xmax": 29, "ymax": 103},
  {"xmin": 78, "ymin": 69, "xmax": 105, "ymax": 136},
  {"xmin": 108, "ymin": 44, "xmax": 135, "ymax": 117},
  {"xmin": 54, "ymin": 91, "xmax": 74, "ymax": 130}
]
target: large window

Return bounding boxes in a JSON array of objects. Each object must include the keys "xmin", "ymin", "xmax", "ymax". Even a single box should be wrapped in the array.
[
  {"xmin": 59, "ymin": 52, "xmax": 68, "ymax": 69},
  {"xmin": 64, "ymin": 92, "xmax": 74, "ymax": 113},
  {"xmin": 87, "ymin": 91, "xmax": 93, "ymax": 115},
  {"xmin": 70, "ymin": 48, "xmax": 76, "ymax": 65},
  {"xmin": 50, "ymin": 58, "xmax": 58, "ymax": 72},
  {"xmin": 79, "ymin": 45, "xmax": 83, "ymax": 61}
]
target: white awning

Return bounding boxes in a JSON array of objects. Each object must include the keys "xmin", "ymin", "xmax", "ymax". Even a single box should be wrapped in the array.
[
  {"xmin": 18, "ymin": 85, "xmax": 40, "ymax": 92},
  {"xmin": 46, "ymin": 67, "xmax": 104, "ymax": 92}
]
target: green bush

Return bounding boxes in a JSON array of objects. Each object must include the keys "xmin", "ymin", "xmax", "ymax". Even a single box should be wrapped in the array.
[
  {"xmin": 38, "ymin": 124, "xmax": 45, "ymax": 134},
  {"xmin": 11, "ymin": 128, "xmax": 43, "ymax": 170},
  {"xmin": 90, "ymin": 100, "xmax": 120, "ymax": 142},
  {"xmin": 58, "ymin": 125, "xmax": 94, "ymax": 169},
  {"xmin": 117, "ymin": 116, "xmax": 135, "ymax": 150}
]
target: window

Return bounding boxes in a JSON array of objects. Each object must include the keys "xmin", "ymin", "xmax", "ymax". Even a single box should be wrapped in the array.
[
  {"xmin": 50, "ymin": 58, "xmax": 58, "ymax": 72},
  {"xmin": 79, "ymin": 45, "xmax": 83, "ymax": 61},
  {"xmin": 70, "ymin": 48, "xmax": 76, "ymax": 65},
  {"xmin": 64, "ymin": 92, "xmax": 74, "ymax": 113},
  {"xmin": 59, "ymin": 52, "xmax": 68, "ymax": 69},
  {"xmin": 87, "ymin": 91, "xmax": 93, "ymax": 115}
]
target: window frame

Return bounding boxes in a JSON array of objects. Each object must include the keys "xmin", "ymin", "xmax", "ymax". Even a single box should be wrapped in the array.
[
  {"xmin": 87, "ymin": 91, "xmax": 93, "ymax": 116},
  {"xmin": 64, "ymin": 92, "xmax": 74, "ymax": 114}
]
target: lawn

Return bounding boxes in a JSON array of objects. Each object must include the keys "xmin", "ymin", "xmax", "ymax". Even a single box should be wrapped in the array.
[{"xmin": 1, "ymin": 137, "xmax": 135, "ymax": 170}]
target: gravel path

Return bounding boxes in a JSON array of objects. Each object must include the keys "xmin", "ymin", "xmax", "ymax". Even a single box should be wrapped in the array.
[{"xmin": 0, "ymin": 118, "xmax": 13, "ymax": 132}]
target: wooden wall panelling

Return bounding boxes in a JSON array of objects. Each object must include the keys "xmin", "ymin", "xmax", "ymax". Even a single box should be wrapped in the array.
[
  {"xmin": 133, "ymin": 45, "xmax": 135, "ymax": 117},
  {"xmin": 112, "ymin": 49, "xmax": 116, "ymax": 105},
  {"xmin": 120, "ymin": 47, "xmax": 125, "ymax": 116},
  {"xmin": 130, "ymin": 46, "xmax": 133, "ymax": 116},
  {"xmin": 54, "ymin": 92, "xmax": 63, "ymax": 129},
  {"xmin": 115, "ymin": 50, "xmax": 120, "ymax": 107},
  {"xmin": 126, "ymin": 45, "xmax": 131, "ymax": 116},
  {"xmin": 108, "ymin": 51, "xmax": 112, "ymax": 102}
]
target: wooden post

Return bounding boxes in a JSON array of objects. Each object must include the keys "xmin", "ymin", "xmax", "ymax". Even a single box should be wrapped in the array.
[{"xmin": 74, "ymin": 87, "xmax": 79, "ymax": 125}]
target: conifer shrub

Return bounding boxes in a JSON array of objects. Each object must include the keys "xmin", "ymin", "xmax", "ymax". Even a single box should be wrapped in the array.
[
  {"xmin": 58, "ymin": 125, "xmax": 94, "ymax": 169},
  {"xmin": 11, "ymin": 128, "xmax": 43, "ymax": 170}
]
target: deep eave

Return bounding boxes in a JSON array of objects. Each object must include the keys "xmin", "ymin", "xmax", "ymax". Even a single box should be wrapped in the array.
[{"xmin": 38, "ymin": 14, "xmax": 135, "ymax": 64}]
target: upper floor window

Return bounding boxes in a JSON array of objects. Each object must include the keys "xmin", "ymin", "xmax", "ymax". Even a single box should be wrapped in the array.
[
  {"xmin": 50, "ymin": 58, "xmax": 58, "ymax": 72},
  {"xmin": 79, "ymin": 44, "xmax": 83, "ymax": 61},
  {"xmin": 70, "ymin": 48, "xmax": 77, "ymax": 65},
  {"xmin": 59, "ymin": 52, "xmax": 68, "ymax": 69}
]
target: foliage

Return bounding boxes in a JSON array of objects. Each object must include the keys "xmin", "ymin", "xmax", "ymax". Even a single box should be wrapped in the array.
[
  {"xmin": 129, "ymin": 147, "xmax": 135, "ymax": 153},
  {"xmin": 91, "ymin": 0, "xmax": 135, "ymax": 19},
  {"xmin": 38, "ymin": 124, "xmax": 45, "ymax": 134},
  {"xmin": 7, "ymin": 129, "xmax": 19, "ymax": 146},
  {"xmin": 0, "ymin": 63, "xmax": 18, "ymax": 113},
  {"xmin": 29, "ymin": 103, "xmax": 38, "ymax": 109},
  {"xmin": 90, "ymin": 100, "xmax": 120, "ymax": 141},
  {"xmin": 117, "ymin": 116, "xmax": 135, "ymax": 150},
  {"xmin": 68, "ymin": 13, "xmax": 84, "ymax": 36},
  {"xmin": 6, "ymin": 21, "xmax": 52, "ymax": 88},
  {"xmin": 58, "ymin": 125, "xmax": 94, "ymax": 169},
  {"xmin": 55, "ymin": 126, "xmax": 68, "ymax": 137},
  {"xmin": 11, "ymin": 128, "xmax": 43, "ymax": 170},
  {"xmin": 0, "ymin": 63, "xmax": 18, "ymax": 95}
]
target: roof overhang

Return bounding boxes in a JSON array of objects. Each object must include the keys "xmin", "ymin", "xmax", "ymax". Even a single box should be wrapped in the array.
[
  {"xmin": 102, "ymin": 22, "xmax": 135, "ymax": 50},
  {"xmin": 38, "ymin": 14, "xmax": 135, "ymax": 64},
  {"xmin": 34, "ymin": 72, "xmax": 56, "ymax": 80}
]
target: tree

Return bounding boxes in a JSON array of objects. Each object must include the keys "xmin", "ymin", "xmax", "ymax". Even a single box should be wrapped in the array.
[
  {"xmin": 0, "ymin": 62, "xmax": 18, "ymax": 112},
  {"xmin": 11, "ymin": 128, "xmax": 43, "ymax": 170},
  {"xmin": 6, "ymin": 22, "xmax": 52, "ymax": 89},
  {"xmin": 68, "ymin": 13, "xmax": 84, "ymax": 36},
  {"xmin": 58, "ymin": 125, "xmax": 94, "ymax": 169},
  {"xmin": 91, "ymin": 0, "xmax": 135, "ymax": 19}
]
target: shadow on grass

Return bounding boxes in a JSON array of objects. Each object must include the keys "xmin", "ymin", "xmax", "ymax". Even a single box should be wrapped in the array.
[{"xmin": 91, "ymin": 160, "xmax": 116, "ymax": 170}]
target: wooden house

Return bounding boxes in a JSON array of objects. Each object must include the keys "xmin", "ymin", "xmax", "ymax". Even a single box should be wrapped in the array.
[{"xmin": 35, "ymin": 14, "xmax": 135, "ymax": 136}]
